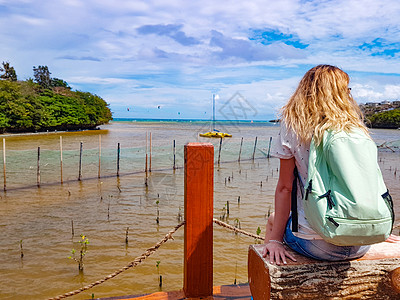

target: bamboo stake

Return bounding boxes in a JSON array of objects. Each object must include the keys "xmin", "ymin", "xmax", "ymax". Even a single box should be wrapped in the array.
[
  {"xmin": 149, "ymin": 132, "xmax": 152, "ymax": 172},
  {"xmin": 98, "ymin": 135, "xmax": 101, "ymax": 178},
  {"xmin": 60, "ymin": 136, "xmax": 63, "ymax": 184},
  {"xmin": 2, "ymin": 138, "xmax": 5, "ymax": 191},
  {"xmin": 173, "ymin": 139, "xmax": 176, "ymax": 170},
  {"xmin": 37, "ymin": 147, "xmax": 40, "ymax": 187},
  {"xmin": 78, "ymin": 142, "xmax": 83, "ymax": 181},
  {"xmin": 145, "ymin": 132, "xmax": 148, "ymax": 186},
  {"xmin": 117, "ymin": 142, "xmax": 120, "ymax": 177},
  {"xmin": 267, "ymin": 136, "xmax": 272, "ymax": 158},
  {"xmin": 145, "ymin": 153, "xmax": 148, "ymax": 187},
  {"xmin": 20, "ymin": 240, "xmax": 24, "ymax": 258},
  {"xmin": 125, "ymin": 227, "xmax": 129, "ymax": 245},
  {"xmin": 252, "ymin": 136, "xmax": 258, "ymax": 160},
  {"xmin": 238, "ymin": 137, "xmax": 243, "ymax": 162},
  {"xmin": 218, "ymin": 137, "xmax": 222, "ymax": 165}
]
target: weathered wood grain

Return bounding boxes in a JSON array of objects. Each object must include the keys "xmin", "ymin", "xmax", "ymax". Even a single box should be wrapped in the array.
[
  {"xmin": 249, "ymin": 243, "xmax": 400, "ymax": 299},
  {"xmin": 184, "ymin": 143, "xmax": 214, "ymax": 298}
]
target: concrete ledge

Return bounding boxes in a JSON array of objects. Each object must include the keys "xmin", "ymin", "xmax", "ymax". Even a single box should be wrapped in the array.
[{"xmin": 248, "ymin": 242, "xmax": 400, "ymax": 299}]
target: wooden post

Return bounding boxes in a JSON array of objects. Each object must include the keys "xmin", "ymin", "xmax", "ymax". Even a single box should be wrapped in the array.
[
  {"xmin": 173, "ymin": 139, "xmax": 176, "ymax": 170},
  {"xmin": 267, "ymin": 137, "xmax": 272, "ymax": 158},
  {"xmin": 144, "ymin": 131, "xmax": 148, "ymax": 186},
  {"xmin": 2, "ymin": 138, "xmax": 6, "ymax": 191},
  {"xmin": 238, "ymin": 137, "xmax": 243, "ymax": 162},
  {"xmin": 78, "ymin": 142, "xmax": 83, "ymax": 181},
  {"xmin": 252, "ymin": 136, "xmax": 258, "ymax": 160},
  {"xmin": 217, "ymin": 137, "xmax": 222, "ymax": 165},
  {"xmin": 37, "ymin": 147, "xmax": 40, "ymax": 187},
  {"xmin": 60, "ymin": 136, "xmax": 63, "ymax": 184},
  {"xmin": 149, "ymin": 132, "xmax": 152, "ymax": 172},
  {"xmin": 184, "ymin": 143, "xmax": 214, "ymax": 298},
  {"xmin": 98, "ymin": 135, "xmax": 101, "ymax": 178},
  {"xmin": 117, "ymin": 142, "xmax": 120, "ymax": 177}
]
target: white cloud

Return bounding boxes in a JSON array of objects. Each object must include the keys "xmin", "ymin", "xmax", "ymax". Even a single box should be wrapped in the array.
[
  {"xmin": 1, "ymin": 0, "xmax": 400, "ymax": 118},
  {"xmin": 352, "ymin": 83, "xmax": 400, "ymax": 103},
  {"xmin": 384, "ymin": 85, "xmax": 400, "ymax": 100}
]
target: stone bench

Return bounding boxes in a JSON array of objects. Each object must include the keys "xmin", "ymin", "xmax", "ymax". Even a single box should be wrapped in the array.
[{"xmin": 248, "ymin": 242, "xmax": 400, "ymax": 299}]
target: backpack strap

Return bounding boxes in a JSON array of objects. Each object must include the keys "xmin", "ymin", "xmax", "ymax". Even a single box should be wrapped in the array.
[{"xmin": 291, "ymin": 166, "xmax": 299, "ymax": 232}]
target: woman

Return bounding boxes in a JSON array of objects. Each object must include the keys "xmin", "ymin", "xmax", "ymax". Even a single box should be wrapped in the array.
[{"xmin": 262, "ymin": 65, "xmax": 399, "ymax": 265}]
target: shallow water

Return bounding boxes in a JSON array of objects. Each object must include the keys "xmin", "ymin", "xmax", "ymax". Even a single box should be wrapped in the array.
[{"xmin": 0, "ymin": 121, "xmax": 399, "ymax": 300}]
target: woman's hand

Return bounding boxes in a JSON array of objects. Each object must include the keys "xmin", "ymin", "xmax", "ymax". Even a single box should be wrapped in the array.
[
  {"xmin": 385, "ymin": 234, "xmax": 400, "ymax": 243},
  {"xmin": 262, "ymin": 240, "xmax": 296, "ymax": 265}
]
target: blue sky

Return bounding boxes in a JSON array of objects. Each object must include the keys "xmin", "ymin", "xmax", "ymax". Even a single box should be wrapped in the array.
[{"xmin": 1, "ymin": 0, "xmax": 400, "ymax": 120}]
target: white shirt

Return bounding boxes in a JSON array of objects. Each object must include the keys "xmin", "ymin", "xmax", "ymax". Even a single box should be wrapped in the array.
[{"xmin": 273, "ymin": 121, "xmax": 322, "ymax": 240}]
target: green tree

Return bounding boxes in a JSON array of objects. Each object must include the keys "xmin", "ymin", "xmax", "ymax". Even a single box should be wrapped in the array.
[
  {"xmin": 367, "ymin": 109, "xmax": 400, "ymax": 128},
  {"xmin": 33, "ymin": 65, "xmax": 51, "ymax": 89},
  {"xmin": 0, "ymin": 61, "xmax": 17, "ymax": 81},
  {"xmin": 51, "ymin": 77, "xmax": 70, "ymax": 89},
  {"xmin": 0, "ymin": 72, "xmax": 112, "ymax": 133}
]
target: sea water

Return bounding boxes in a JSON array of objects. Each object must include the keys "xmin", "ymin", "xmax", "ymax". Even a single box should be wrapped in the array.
[{"xmin": 0, "ymin": 120, "xmax": 399, "ymax": 299}]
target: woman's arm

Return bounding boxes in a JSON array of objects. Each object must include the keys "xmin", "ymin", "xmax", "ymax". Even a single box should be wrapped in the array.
[{"xmin": 262, "ymin": 157, "xmax": 297, "ymax": 265}]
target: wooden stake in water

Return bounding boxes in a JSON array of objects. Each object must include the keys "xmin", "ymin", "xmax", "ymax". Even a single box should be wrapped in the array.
[
  {"xmin": 2, "ymin": 138, "xmax": 6, "ymax": 191},
  {"xmin": 125, "ymin": 226, "xmax": 129, "ymax": 245},
  {"xmin": 218, "ymin": 137, "xmax": 222, "ymax": 165},
  {"xmin": 145, "ymin": 132, "xmax": 148, "ymax": 186},
  {"xmin": 20, "ymin": 240, "xmax": 24, "ymax": 258},
  {"xmin": 78, "ymin": 142, "xmax": 83, "ymax": 181},
  {"xmin": 145, "ymin": 132, "xmax": 148, "ymax": 169},
  {"xmin": 267, "ymin": 136, "xmax": 272, "ymax": 158},
  {"xmin": 252, "ymin": 136, "xmax": 258, "ymax": 160},
  {"xmin": 145, "ymin": 153, "xmax": 148, "ymax": 184},
  {"xmin": 117, "ymin": 142, "xmax": 120, "ymax": 177},
  {"xmin": 98, "ymin": 135, "xmax": 101, "ymax": 178},
  {"xmin": 173, "ymin": 139, "xmax": 176, "ymax": 170},
  {"xmin": 60, "ymin": 136, "xmax": 63, "ymax": 184},
  {"xmin": 37, "ymin": 147, "xmax": 40, "ymax": 187},
  {"xmin": 238, "ymin": 137, "xmax": 243, "ymax": 162},
  {"xmin": 149, "ymin": 132, "xmax": 152, "ymax": 172}
]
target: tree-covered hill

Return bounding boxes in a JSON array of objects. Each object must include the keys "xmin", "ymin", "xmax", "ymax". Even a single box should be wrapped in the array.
[
  {"xmin": 0, "ymin": 62, "xmax": 112, "ymax": 133},
  {"xmin": 366, "ymin": 109, "xmax": 400, "ymax": 129}
]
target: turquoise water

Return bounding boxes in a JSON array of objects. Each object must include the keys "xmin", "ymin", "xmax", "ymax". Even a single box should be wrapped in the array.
[{"xmin": 0, "ymin": 121, "xmax": 399, "ymax": 299}]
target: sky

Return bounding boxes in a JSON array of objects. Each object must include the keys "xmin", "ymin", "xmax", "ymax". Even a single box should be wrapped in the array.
[{"xmin": 1, "ymin": 0, "xmax": 400, "ymax": 120}]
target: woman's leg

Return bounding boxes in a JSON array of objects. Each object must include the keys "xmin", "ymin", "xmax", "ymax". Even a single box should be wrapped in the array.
[{"xmin": 283, "ymin": 217, "xmax": 370, "ymax": 261}]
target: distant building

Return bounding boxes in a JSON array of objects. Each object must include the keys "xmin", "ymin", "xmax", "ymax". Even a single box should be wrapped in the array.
[
  {"xmin": 380, "ymin": 100, "xmax": 391, "ymax": 105},
  {"xmin": 366, "ymin": 102, "xmax": 378, "ymax": 107}
]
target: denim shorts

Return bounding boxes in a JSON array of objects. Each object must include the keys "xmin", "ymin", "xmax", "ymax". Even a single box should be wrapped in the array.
[{"xmin": 283, "ymin": 216, "xmax": 370, "ymax": 261}]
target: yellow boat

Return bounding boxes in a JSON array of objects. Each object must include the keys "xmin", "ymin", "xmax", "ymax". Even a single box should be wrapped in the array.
[
  {"xmin": 199, "ymin": 131, "xmax": 232, "ymax": 138},
  {"xmin": 199, "ymin": 94, "xmax": 232, "ymax": 138}
]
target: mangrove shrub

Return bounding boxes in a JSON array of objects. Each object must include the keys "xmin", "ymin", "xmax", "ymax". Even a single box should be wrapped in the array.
[{"xmin": 0, "ymin": 79, "xmax": 112, "ymax": 133}]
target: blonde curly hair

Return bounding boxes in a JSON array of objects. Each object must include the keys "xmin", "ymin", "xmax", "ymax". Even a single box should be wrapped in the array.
[{"xmin": 281, "ymin": 65, "xmax": 368, "ymax": 146}]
